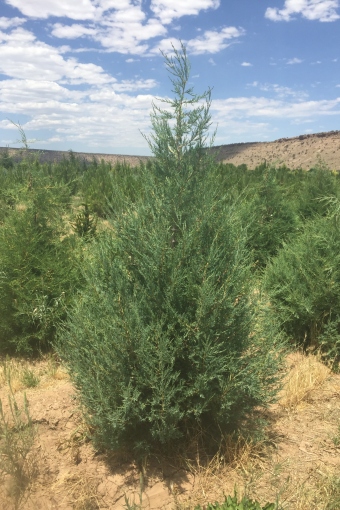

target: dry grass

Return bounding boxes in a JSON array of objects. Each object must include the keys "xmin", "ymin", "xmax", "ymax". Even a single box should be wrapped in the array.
[
  {"xmin": 0, "ymin": 390, "xmax": 38, "ymax": 509},
  {"xmin": 53, "ymin": 472, "xmax": 100, "ymax": 510},
  {"xmin": 0, "ymin": 351, "xmax": 338, "ymax": 509},
  {"xmin": 0, "ymin": 355, "xmax": 68, "ymax": 393},
  {"xmin": 278, "ymin": 351, "xmax": 331, "ymax": 411}
]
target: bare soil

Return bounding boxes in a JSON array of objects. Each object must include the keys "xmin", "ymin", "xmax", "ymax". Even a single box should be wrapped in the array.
[
  {"xmin": 1, "ymin": 129, "xmax": 340, "ymax": 170},
  {"xmin": 0, "ymin": 352, "xmax": 340, "ymax": 509}
]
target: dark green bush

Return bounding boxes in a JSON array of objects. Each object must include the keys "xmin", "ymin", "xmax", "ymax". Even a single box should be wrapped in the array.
[
  {"xmin": 243, "ymin": 168, "xmax": 299, "ymax": 268},
  {"xmin": 71, "ymin": 203, "xmax": 97, "ymax": 239},
  {"xmin": 263, "ymin": 211, "xmax": 340, "ymax": 354},
  {"xmin": 0, "ymin": 183, "xmax": 80, "ymax": 353},
  {"xmin": 58, "ymin": 43, "xmax": 284, "ymax": 455},
  {"xmin": 81, "ymin": 160, "xmax": 144, "ymax": 218}
]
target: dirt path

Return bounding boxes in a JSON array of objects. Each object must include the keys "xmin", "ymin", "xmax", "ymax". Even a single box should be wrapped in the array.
[{"xmin": 0, "ymin": 353, "xmax": 340, "ymax": 509}]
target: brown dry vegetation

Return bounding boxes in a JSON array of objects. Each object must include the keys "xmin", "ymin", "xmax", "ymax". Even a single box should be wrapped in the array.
[{"xmin": 0, "ymin": 351, "xmax": 339, "ymax": 509}]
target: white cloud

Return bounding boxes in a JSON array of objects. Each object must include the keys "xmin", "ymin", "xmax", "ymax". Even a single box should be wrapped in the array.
[
  {"xmin": 51, "ymin": 10, "xmax": 166, "ymax": 55},
  {"xmin": 0, "ymin": 16, "xmax": 26, "ymax": 29},
  {"xmin": 0, "ymin": 28, "xmax": 115, "ymax": 84},
  {"xmin": 0, "ymin": 76, "xmax": 157, "ymax": 151},
  {"xmin": 211, "ymin": 96, "xmax": 340, "ymax": 121},
  {"xmin": 0, "ymin": 27, "xmax": 159, "ymax": 88},
  {"xmin": 287, "ymin": 57, "xmax": 303, "ymax": 64},
  {"xmin": 51, "ymin": 23, "xmax": 97, "ymax": 39},
  {"xmin": 248, "ymin": 81, "xmax": 309, "ymax": 99},
  {"xmin": 149, "ymin": 27, "xmax": 244, "ymax": 56},
  {"xmin": 209, "ymin": 58, "xmax": 216, "ymax": 66},
  {"xmin": 150, "ymin": 0, "xmax": 220, "ymax": 24},
  {"xmin": 4, "ymin": 0, "xmax": 97, "ymax": 20},
  {"xmin": 265, "ymin": 0, "xmax": 340, "ymax": 22},
  {"xmin": 241, "ymin": 62, "xmax": 252, "ymax": 66},
  {"xmin": 186, "ymin": 27, "xmax": 245, "ymax": 54}
]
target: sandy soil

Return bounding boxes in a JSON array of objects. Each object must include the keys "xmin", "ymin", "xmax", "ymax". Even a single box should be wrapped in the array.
[
  {"xmin": 0, "ymin": 353, "xmax": 340, "ymax": 509},
  {"xmin": 1, "ymin": 129, "xmax": 340, "ymax": 171}
]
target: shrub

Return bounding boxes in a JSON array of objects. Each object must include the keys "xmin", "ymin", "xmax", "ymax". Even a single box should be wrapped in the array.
[
  {"xmin": 81, "ymin": 160, "xmax": 144, "ymax": 218},
  {"xmin": 243, "ymin": 167, "xmax": 299, "ymax": 268},
  {"xmin": 59, "ymin": 43, "xmax": 284, "ymax": 455},
  {"xmin": 0, "ymin": 182, "xmax": 80, "ymax": 353},
  {"xmin": 263, "ymin": 210, "xmax": 340, "ymax": 355}
]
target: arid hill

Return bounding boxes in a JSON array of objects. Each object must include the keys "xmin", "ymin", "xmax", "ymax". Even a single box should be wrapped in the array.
[
  {"xmin": 211, "ymin": 129, "xmax": 340, "ymax": 171},
  {"xmin": 1, "ymin": 129, "xmax": 340, "ymax": 170}
]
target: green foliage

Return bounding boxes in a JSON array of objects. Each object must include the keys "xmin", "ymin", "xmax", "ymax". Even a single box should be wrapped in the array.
[
  {"xmin": 295, "ymin": 165, "xmax": 340, "ymax": 220},
  {"xmin": 0, "ymin": 147, "xmax": 14, "ymax": 169},
  {"xmin": 20, "ymin": 367, "xmax": 39, "ymax": 388},
  {"xmin": 0, "ymin": 177, "xmax": 81, "ymax": 353},
  {"xmin": 81, "ymin": 160, "xmax": 144, "ymax": 218},
  {"xmin": 59, "ymin": 44, "xmax": 284, "ymax": 455},
  {"xmin": 242, "ymin": 167, "xmax": 300, "ymax": 268},
  {"xmin": 72, "ymin": 203, "xmax": 97, "ymax": 239},
  {"xmin": 143, "ymin": 41, "xmax": 215, "ymax": 182},
  {"xmin": 194, "ymin": 492, "xmax": 276, "ymax": 509},
  {"xmin": 263, "ymin": 210, "xmax": 340, "ymax": 354}
]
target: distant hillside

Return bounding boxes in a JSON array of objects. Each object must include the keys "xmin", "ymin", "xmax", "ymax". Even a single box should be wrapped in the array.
[
  {"xmin": 1, "ymin": 129, "xmax": 340, "ymax": 170},
  {"xmin": 210, "ymin": 130, "xmax": 340, "ymax": 171}
]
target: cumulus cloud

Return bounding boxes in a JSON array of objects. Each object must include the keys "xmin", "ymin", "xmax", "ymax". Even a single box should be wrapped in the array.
[
  {"xmin": 0, "ymin": 27, "xmax": 159, "ymax": 88},
  {"xmin": 51, "ymin": 9, "xmax": 166, "ymax": 55},
  {"xmin": 149, "ymin": 27, "xmax": 244, "ymax": 56},
  {"xmin": 0, "ymin": 16, "xmax": 26, "ymax": 29},
  {"xmin": 186, "ymin": 27, "xmax": 245, "ymax": 54},
  {"xmin": 211, "ymin": 96, "xmax": 340, "ymax": 121},
  {"xmin": 150, "ymin": 0, "xmax": 220, "ymax": 24},
  {"xmin": 241, "ymin": 62, "xmax": 252, "ymax": 66},
  {"xmin": 0, "ymin": 28, "xmax": 114, "ymax": 83},
  {"xmin": 4, "ymin": 0, "xmax": 97, "ymax": 20},
  {"xmin": 51, "ymin": 23, "xmax": 97, "ymax": 39},
  {"xmin": 5, "ymin": 1, "xmax": 240, "ymax": 57},
  {"xmin": 265, "ymin": 0, "xmax": 340, "ymax": 22}
]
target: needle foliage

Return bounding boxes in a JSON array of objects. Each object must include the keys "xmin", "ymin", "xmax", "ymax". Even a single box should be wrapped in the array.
[{"xmin": 58, "ymin": 44, "xmax": 284, "ymax": 454}]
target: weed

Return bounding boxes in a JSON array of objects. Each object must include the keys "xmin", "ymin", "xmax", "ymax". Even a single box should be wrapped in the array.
[
  {"xmin": 324, "ymin": 476, "xmax": 340, "ymax": 509},
  {"xmin": 20, "ymin": 366, "xmax": 39, "ymax": 388},
  {"xmin": 331, "ymin": 423, "xmax": 340, "ymax": 447},
  {"xmin": 0, "ymin": 385, "xmax": 37, "ymax": 507}
]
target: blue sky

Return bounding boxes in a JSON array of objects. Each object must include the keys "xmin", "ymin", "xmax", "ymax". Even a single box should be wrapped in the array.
[{"xmin": 0, "ymin": 0, "xmax": 339, "ymax": 155}]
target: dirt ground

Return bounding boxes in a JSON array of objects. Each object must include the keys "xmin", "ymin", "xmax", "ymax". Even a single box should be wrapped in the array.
[
  {"xmin": 0, "ymin": 352, "xmax": 340, "ymax": 510},
  {"xmin": 1, "ymin": 129, "xmax": 340, "ymax": 171}
]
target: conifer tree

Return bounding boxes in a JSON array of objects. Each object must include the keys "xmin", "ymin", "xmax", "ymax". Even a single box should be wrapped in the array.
[{"xmin": 59, "ymin": 44, "xmax": 284, "ymax": 454}]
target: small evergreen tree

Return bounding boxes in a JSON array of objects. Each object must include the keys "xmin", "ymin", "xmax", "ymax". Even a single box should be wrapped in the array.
[
  {"xmin": 58, "ymin": 43, "xmax": 284, "ymax": 454},
  {"xmin": 263, "ymin": 206, "xmax": 340, "ymax": 355},
  {"xmin": 0, "ymin": 178, "xmax": 80, "ymax": 353}
]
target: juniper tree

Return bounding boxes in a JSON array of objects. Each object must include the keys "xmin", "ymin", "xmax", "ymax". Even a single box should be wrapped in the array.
[{"xmin": 58, "ymin": 44, "xmax": 284, "ymax": 454}]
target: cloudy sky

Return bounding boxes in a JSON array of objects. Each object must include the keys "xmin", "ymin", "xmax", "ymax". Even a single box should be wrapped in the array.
[{"xmin": 0, "ymin": 0, "xmax": 339, "ymax": 155}]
